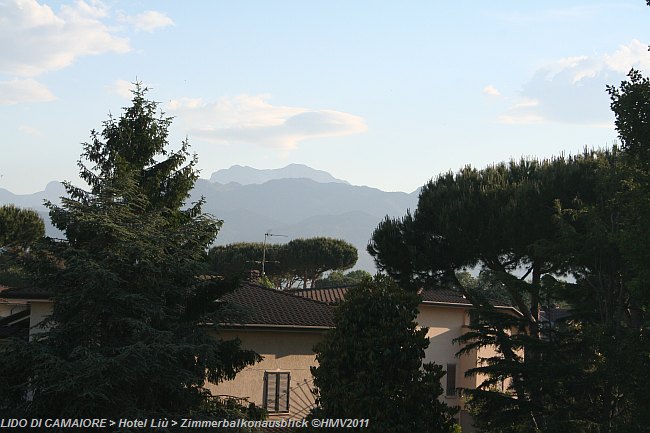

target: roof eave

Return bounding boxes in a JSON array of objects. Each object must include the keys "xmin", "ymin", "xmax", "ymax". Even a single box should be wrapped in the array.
[
  {"xmin": 206, "ymin": 323, "xmax": 333, "ymax": 331},
  {"xmin": 420, "ymin": 301, "xmax": 472, "ymax": 308},
  {"xmin": 0, "ymin": 296, "xmax": 51, "ymax": 302},
  {"xmin": 420, "ymin": 300, "xmax": 522, "ymax": 315}
]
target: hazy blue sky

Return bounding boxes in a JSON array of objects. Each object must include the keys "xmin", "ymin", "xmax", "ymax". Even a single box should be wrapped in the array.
[{"xmin": 2, "ymin": 0, "xmax": 649, "ymax": 194}]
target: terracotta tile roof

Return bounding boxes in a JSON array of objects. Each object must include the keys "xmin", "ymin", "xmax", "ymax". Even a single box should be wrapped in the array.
[
  {"xmin": 289, "ymin": 286, "xmax": 348, "ymax": 305},
  {"xmin": 420, "ymin": 288, "xmax": 472, "ymax": 305},
  {"xmin": 1, "ymin": 282, "xmax": 511, "ymax": 328},
  {"xmin": 0, "ymin": 282, "xmax": 335, "ymax": 329},
  {"xmin": 290, "ymin": 286, "xmax": 475, "ymax": 307},
  {"xmin": 221, "ymin": 282, "xmax": 334, "ymax": 328}
]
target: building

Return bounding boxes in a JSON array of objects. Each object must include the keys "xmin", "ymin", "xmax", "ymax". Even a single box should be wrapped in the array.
[
  {"xmin": 210, "ymin": 282, "xmax": 334, "ymax": 419},
  {"xmin": 291, "ymin": 286, "xmax": 518, "ymax": 431},
  {"xmin": 0, "ymin": 282, "xmax": 519, "ymax": 432}
]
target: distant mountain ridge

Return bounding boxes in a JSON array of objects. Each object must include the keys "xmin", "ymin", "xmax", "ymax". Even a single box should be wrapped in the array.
[
  {"xmin": 209, "ymin": 163, "xmax": 349, "ymax": 185},
  {"xmin": 0, "ymin": 167, "xmax": 419, "ymax": 271}
]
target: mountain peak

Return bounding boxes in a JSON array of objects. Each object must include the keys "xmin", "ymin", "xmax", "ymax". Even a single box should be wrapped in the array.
[{"xmin": 209, "ymin": 164, "xmax": 349, "ymax": 185}]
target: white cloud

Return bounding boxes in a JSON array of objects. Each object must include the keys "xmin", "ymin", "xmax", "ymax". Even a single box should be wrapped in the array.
[
  {"xmin": 0, "ymin": 78, "xmax": 55, "ymax": 104},
  {"xmin": 483, "ymin": 85, "xmax": 501, "ymax": 97},
  {"xmin": 499, "ymin": 40, "xmax": 650, "ymax": 126},
  {"xmin": 0, "ymin": 0, "xmax": 130, "ymax": 77},
  {"xmin": 168, "ymin": 94, "xmax": 367, "ymax": 149},
  {"xmin": 122, "ymin": 10, "xmax": 174, "ymax": 32},
  {"xmin": 604, "ymin": 39, "xmax": 650, "ymax": 74}
]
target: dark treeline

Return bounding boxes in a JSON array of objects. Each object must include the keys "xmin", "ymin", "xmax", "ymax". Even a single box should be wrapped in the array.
[{"xmin": 368, "ymin": 70, "xmax": 650, "ymax": 433}]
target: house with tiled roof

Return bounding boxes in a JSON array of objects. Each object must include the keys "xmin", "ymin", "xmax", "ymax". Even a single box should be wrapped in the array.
[
  {"xmin": 215, "ymin": 284, "xmax": 521, "ymax": 430},
  {"xmin": 0, "ymin": 281, "xmax": 519, "ymax": 432},
  {"xmin": 208, "ymin": 282, "xmax": 336, "ymax": 419},
  {"xmin": 0, "ymin": 282, "xmax": 333, "ymax": 419},
  {"xmin": 288, "ymin": 285, "xmax": 519, "ymax": 431}
]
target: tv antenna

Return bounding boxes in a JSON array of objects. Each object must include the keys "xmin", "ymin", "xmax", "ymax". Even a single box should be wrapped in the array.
[{"xmin": 262, "ymin": 231, "xmax": 288, "ymax": 275}]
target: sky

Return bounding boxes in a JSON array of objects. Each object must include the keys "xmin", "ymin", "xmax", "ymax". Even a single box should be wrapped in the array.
[{"xmin": 2, "ymin": 0, "xmax": 650, "ymax": 194}]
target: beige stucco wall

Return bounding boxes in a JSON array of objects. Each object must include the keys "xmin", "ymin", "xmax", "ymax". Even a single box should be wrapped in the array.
[
  {"xmin": 28, "ymin": 301, "xmax": 52, "ymax": 338},
  {"xmin": 417, "ymin": 304, "xmax": 521, "ymax": 433},
  {"xmin": 208, "ymin": 328, "xmax": 324, "ymax": 419},
  {"xmin": 417, "ymin": 304, "xmax": 470, "ymax": 389},
  {"xmin": 416, "ymin": 304, "xmax": 478, "ymax": 433}
]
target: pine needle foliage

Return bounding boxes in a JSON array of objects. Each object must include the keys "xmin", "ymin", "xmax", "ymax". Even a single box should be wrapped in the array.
[
  {"xmin": 368, "ymin": 81, "xmax": 650, "ymax": 431},
  {"xmin": 0, "ymin": 84, "xmax": 260, "ymax": 423},
  {"xmin": 310, "ymin": 275, "xmax": 459, "ymax": 433}
]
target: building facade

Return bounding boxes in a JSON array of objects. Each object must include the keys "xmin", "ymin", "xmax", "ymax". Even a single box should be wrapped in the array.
[{"xmin": 1, "ymin": 282, "xmax": 519, "ymax": 432}]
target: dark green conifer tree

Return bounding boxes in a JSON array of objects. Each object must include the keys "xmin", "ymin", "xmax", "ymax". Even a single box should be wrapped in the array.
[
  {"xmin": 310, "ymin": 275, "xmax": 459, "ymax": 433},
  {"xmin": 0, "ymin": 84, "xmax": 260, "ymax": 422}
]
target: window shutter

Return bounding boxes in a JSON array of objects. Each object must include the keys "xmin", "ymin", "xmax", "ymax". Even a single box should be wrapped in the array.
[
  {"xmin": 446, "ymin": 363, "xmax": 457, "ymax": 397},
  {"xmin": 264, "ymin": 372, "xmax": 277, "ymax": 410},
  {"xmin": 263, "ymin": 372, "xmax": 291, "ymax": 412},
  {"xmin": 278, "ymin": 373, "xmax": 290, "ymax": 412}
]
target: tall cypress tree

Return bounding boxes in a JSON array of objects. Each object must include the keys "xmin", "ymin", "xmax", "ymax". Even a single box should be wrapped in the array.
[{"xmin": 0, "ymin": 84, "xmax": 260, "ymax": 421}]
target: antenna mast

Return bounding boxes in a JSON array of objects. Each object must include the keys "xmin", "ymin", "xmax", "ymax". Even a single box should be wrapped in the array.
[{"xmin": 262, "ymin": 231, "xmax": 288, "ymax": 275}]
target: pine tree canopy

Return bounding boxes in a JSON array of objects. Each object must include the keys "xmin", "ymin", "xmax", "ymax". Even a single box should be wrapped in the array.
[{"xmin": 368, "ymin": 70, "xmax": 650, "ymax": 431}]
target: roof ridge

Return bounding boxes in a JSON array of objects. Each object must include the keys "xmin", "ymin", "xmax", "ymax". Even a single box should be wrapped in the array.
[{"xmin": 288, "ymin": 285, "xmax": 355, "ymax": 293}]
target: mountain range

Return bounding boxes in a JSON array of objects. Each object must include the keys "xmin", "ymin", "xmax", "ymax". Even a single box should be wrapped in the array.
[
  {"xmin": 0, "ymin": 165, "xmax": 420, "ymax": 271},
  {"xmin": 209, "ymin": 163, "xmax": 349, "ymax": 185}
]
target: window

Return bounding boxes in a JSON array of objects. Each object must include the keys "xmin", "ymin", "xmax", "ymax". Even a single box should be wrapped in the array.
[
  {"xmin": 446, "ymin": 363, "xmax": 457, "ymax": 397},
  {"xmin": 263, "ymin": 371, "xmax": 290, "ymax": 412}
]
